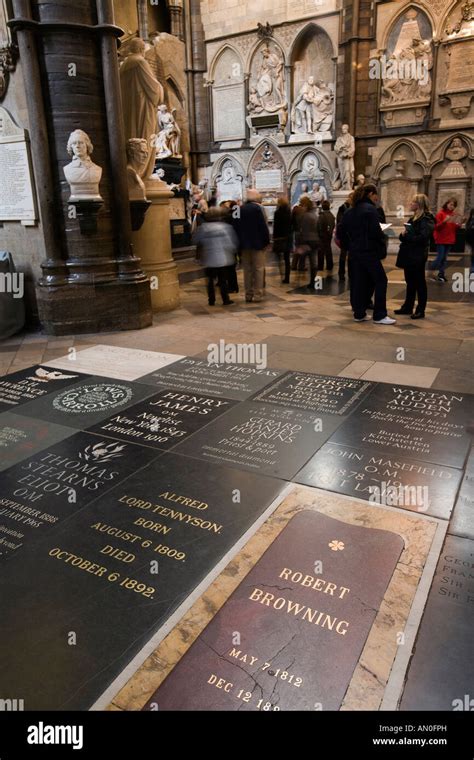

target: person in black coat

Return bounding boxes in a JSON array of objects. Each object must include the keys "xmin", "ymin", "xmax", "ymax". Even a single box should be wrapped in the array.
[
  {"xmin": 273, "ymin": 196, "xmax": 293, "ymax": 283},
  {"xmin": 339, "ymin": 183, "xmax": 395, "ymax": 324},
  {"xmin": 395, "ymin": 194, "xmax": 435, "ymax": 319}
]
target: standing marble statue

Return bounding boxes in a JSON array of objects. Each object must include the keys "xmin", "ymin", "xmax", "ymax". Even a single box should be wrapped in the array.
[
  {"xmin": 126, "ymin": 138, "xmax": 149, "ymax": 200},
  {"xmin": 333, "ymin": 124, "xmax": 355, "ymax": 191},
  {"xmin": 120, "ymin": 37, "xmax": 164, "ymax": 180},
  {"xmin": 63, "ymin": 129, "xmax": 103, "ymax": 201}
]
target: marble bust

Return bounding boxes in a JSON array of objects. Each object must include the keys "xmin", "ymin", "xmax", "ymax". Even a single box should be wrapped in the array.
[
  {"xmin": 126, "ymin": 138, "xmax": 149, "ymax": 200},
  {"xmin": 64, "ymin": 129, "xmax": 103, "ymax": 201}
]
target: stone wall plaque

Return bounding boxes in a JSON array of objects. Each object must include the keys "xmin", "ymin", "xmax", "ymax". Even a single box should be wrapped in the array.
[
  {"xmin": 0, "ymin": 412, "xmax": 75, "ymax": 473},
  {"xmin": 255, "ymin": 168, "xmax": 283, "ymax": 191},
  {"xmin": 87, "ymin": 389, "xmax": 236, "ymax": 451},
  {"xmin": 143, "ymin": 510, "xmax": 404, "ymax": 711},
  {"xmin": 400, "ymin": 534, "xmax": 474, "ymax": 711},
  {"xmin": 137, "ymin": 358, "xmax": 284, "ymax": 401},
  {"xmin": 174, "ymin": 400, "xmax": 343, "ymax": 480},
  {"xmin": 13, "ymin": 376, "xmax": 156, "ymax": 430},
  {"xmin": 0, "ymin": 365, "xmax": 88, "ymax": 413},
  {"xmin": 331, "ymin": 384, "xmax": 474, "ymax": 469},
  {"xmin": 0, "ymin": 432, "xmax": 160, "ymax": 561},
  {"xmin": 0, "ymin": 454, "xmax": 285, "ymax": 709},
  {"xmin": 0, "ymin": 107, "xmax": 37, "ymax": 224},
  {"xmin": 213, "ymin": 85, "xmax": 246, "ymax": 141},
  {"xmin": 295, "ymin": 442, "xmax": 462, "ymax": 520},
  {"xmin": 253, "ymin": 372, "xmax": 373, "ymax": 415}
]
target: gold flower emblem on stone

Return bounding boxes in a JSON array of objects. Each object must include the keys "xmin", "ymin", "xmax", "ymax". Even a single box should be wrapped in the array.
[{"xmin": 328, "ymin": 540, "xmax": 345, "ymax": 551}]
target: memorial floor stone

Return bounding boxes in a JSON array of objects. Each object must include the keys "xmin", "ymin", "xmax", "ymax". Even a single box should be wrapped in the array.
[
  {"xmin": 295, "ymin": 443, "xmax": 462, "ymax": 520},
  {"xmin": 87, "ymin": 388, "xmax": 236, "ymax": 451},
  {"xmin": 142, "ymin": 510, "xmax": 403, "ymax": 711},
  {"xmin": 137, "ymin": 357, "xmax": 285, "ymax": 401},
  {"xmin": 12, "ymin": 376, "xmax": 156, "ymax": 430},
  {"xmin": 330, "ymin": 383, "xmax": 474, "ymax": 469},
  {"xmin": 0, "ymin": 412, "xmax": 75, "ymax": 472},
  {"xmin": 449, "ymin": 448, "xmax": 474, "ymax": 540},
  {"xmin": 47, "ymin": 345, "xmax": 184, "ymax": 381},
  {"xmin": 252, "ymin": 372, "xmax": 373, "ymax": 415},
  {"xmin": 0, "ymin": 432, "xmax": 160, "ymax": 561},
  {"xmin": 0, "ymin": 365, "xmax": 90, "ymax": 412},
  {"xmin": 400, "ymin": 534, "xmax": 474, "ymax": 711},
  {"xmin": 112, "ymin": 487, "xmax": 440, "ymax": 712},
  {"xmin": 174, "ymin": 401, "xmax": 342, "ymax": 480},
  {"xmin": 0, "ymin": 454, "xmax": 286, "ymax": 710}
]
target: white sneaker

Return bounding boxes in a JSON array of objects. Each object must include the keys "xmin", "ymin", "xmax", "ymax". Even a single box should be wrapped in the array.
[
  {"xmin": 354, "ymin": 316, "xmax": 370, "ymax": 322},
  {"xmin": 373, "ymin": 316, "xmax": 396, "ymax": 325}
]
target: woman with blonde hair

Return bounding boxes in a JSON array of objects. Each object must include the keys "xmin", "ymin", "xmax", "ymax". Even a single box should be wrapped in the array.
[{"xmin": 395, "ymin": 194, "xmax": 435, "ymax": 319}]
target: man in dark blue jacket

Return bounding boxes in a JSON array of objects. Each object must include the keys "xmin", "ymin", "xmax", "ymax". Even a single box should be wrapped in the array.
[
  {"xmin": 233, "ymin": 189, "xmax": 270, "ymax": 302},
  {"xmin": 339, "ymin": 184, "xmax": 396, "ymax": 325}
]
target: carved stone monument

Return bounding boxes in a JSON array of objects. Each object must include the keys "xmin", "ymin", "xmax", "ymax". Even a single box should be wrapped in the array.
[
  {"xmin": 154, "ymin": 104, "xmax": 182, "ymax": 160},
  {"xmin": 291, "ymin": 77, "xmax": 334, "ymax": 137},
  {"xmin": 438, "ymin": 1, "xmax": 474, "ymax": 124},
  {"xmin": 247, "ymin": 40, "xmax": 288, "ymax": 145},
  {"xmin": 436, "ymin": 137, "xmax": 471, "ymax": 216},
  {"xmin": 215, "ymin": 158, "xmax": 244, "ymax": 203},
  {"xmin": 126, "ymin": 138, "xmax": 148, "ymax": 200},
  {"xmin": 120, "ymin": 37, "xmax": 165, "ymax": 180},
  {"xmin": 379, "ymin": 9, "xmax": 433, "ymax": 129},
  {"xmin": 333, "ymin": 124, "xmax": 355, "ymax": 191}
]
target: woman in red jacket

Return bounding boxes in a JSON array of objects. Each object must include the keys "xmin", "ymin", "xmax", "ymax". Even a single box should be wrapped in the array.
[{"xmin": 429, "ymin": 198, "xmax": 462, "ymax": 282}]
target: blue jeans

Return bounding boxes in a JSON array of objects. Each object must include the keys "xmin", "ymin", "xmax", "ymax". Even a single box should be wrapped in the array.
[{"xmin": 430, "ymin": 244, "xmax": 451, "ymax": 275}]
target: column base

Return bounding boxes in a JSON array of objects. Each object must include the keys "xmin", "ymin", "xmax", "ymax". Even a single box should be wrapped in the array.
[{"xmin": 36, "ymin": 279, "xmax": 152, "ymax": 336}]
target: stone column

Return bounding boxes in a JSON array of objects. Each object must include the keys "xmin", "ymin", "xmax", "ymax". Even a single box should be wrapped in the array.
[
  {"xmin": 169, "ymin": 0, "xmax": 184, "ymax": 42},
  {"xmin": 132, "ymin": 179, "xmax": 181, "ymax": 312},
  {"xmin": 137, "ymin": 0, "xmax": 149, "ymax": 41},
  {"xmin": 9, "ymin": 0, "xmax": 152, "ymax": 334}
]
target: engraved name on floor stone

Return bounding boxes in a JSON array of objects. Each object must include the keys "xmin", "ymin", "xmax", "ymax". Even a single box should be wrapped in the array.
[
  {"xmin": 295, "ymin": 443, "xmax": 462, "ymax": 520},
  {"xmin": 143, "ymin": 510, "xmax": 404, "ymax": 711},
  {"xmin": 0, "ymin": 365, "xmax": 90, "ymax": 412},
  {"xmin": 253, "ymin": 372, "xmax": 373, "ymax": 415},
  {"xmin": 0, "ymin": 432, "xmax": 160, "ymax": 560},
  {"xmin": 331, "ymin": 384, "xmax": 474, "ymax": 469},
  {"xmin": 0, "ymin": 455, "xmax": 285, "ymax": 709},
  {"xmin": 0, "ymin": 412, "xmax": 75, "ymax": 472},
  {"xmin": 137, "ymin": 358, "xmax": 284, "ymax": 401},
  {"xmin": 400, "ymin": 534, "xmax": 474, "ymax": 711},
  {"xmin": 12, "ymin": 376, "xmax": 156, "ymax": 429},
  {"xmin": 174, "ymin": 401, "xmax": 342, "ymax": 480},
  {"xmin": 87, "ymin": 389, "xmax": 236, "ymax": 450}
]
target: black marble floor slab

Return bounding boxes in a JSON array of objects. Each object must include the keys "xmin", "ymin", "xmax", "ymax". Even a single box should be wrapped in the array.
[
  {"xmin": 143, "ymin": 510, "xmax": 403, "ymax": 711},
  {"xmin": 12, "ymin": 376, "xmax": 156, "ymax": 430},
  {"xmin": 137, "ymin": 357, "xmax": 285, "ymax": 401},
  {"xmin": 449, "ymin": 449, "xmax": 474, "ymax": 540},
  {"xmin": 253, "ymin": 372, "xmax": 373, "ymax": 415},
  {"xmin": 87, "ymin": 388, "xmax": 236, "ymax": 451},
  {"xmin": 173, "ymin": 400, "xmax": 343, "ymax": 480},
  {"xmin": 400, "ymin": 534, "xmax": 474, "ymax": 711},
  {"xmin": 0, "ymin": 412, "xmax": 75, "ymax": 472},
  {"xmin": 294, "ymin": 442, "xmax": 462, "ymax": 520},
  {"xmin": 0, "ymin": 432, "xmax": 160, "ymax": 561},
  {"xmin": 0, "ymin": 365, "xmax": 91, "ymax": 413},
  {"xmin": 330, "ymin": 383, "xmax": 474, "ymax": 469},
  {"xmin": 0, "ymin": 454, "xmax": 286, "ymax": 710}
]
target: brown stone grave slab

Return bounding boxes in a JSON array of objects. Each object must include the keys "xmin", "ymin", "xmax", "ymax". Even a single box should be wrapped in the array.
[{"xmin": 142, "ymin": 509, "xmax": 403, "ymax": 710}]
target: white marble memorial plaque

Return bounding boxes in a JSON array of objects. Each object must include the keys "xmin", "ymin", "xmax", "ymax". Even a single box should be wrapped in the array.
[
  {"xmin": 255, "ymin": 169, "xmax": 283, "ymax": 191},
  {"xmin": 0, "ymin": 108, "xmax": 37, "ymax": 223},
  {"xmin": 46, "ymin": 345, "xmax": 184, "ymax": 381},
  {"xmin": 213, "ymin": 85, "xmax": 246, "ymax": 141}
]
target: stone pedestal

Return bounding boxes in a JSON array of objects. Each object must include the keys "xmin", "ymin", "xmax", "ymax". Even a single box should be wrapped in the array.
[
  {"xmin": 132, "ymin": 179, "xmax": 181, "ymax": 312},
  {"xmin": 330, "ymin": 190, "xmax": 351, "ymax": 215}
]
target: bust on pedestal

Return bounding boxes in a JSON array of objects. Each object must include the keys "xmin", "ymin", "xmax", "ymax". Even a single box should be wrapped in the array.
[
  {"xmin": 63, "ymin": 130, "xmax": 103, "ymax": 233},
  {"xmin": 126, "ymin": 138, "xmax": 151, "ymax": 231}
]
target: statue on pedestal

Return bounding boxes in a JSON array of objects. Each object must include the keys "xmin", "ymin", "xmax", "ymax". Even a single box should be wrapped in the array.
[
  {"xmin": 291, "ymin": 77, "xmax": 333, "ymax": 135},
  {"xmin": 64, "ymin": 129, "xmax": 102, "ymax": 201},
  {"xmin": 126, "ymin": 138, "xmax": 149, "ymax": 200},
  {"xmin": 153, "ymin": 104, "xmax": 182, "ymax": 160},
  {"xmin": 333, "ymin": 124, "xmax": 355, "ymax": 191},
  {"xmin": 120, "ymin": 37, "xmax": 164, "ymax": 180}
]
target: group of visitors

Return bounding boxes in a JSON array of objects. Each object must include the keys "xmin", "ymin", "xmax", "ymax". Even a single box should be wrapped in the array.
[{"xmin": 192, "ymin": 183, "xmax": 473, "ymax": 319}]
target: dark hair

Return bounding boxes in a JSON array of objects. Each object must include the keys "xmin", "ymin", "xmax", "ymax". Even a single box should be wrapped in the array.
[
  {"xmin": 321, "ymin": 200, "xmax": 331, "ymax": 211},
  {"xmin": 351, "ymin": 183, "xmax": 378, "ymax": 206},
  {"xmin": 442, "ymin": 197, "xmax": 458, "ymax": 211}
]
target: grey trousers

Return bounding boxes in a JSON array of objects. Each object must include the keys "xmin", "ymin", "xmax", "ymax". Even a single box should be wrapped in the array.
[{"xmin": 241, "ymin": 248, "xmax": 266, "ymax": 299}]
